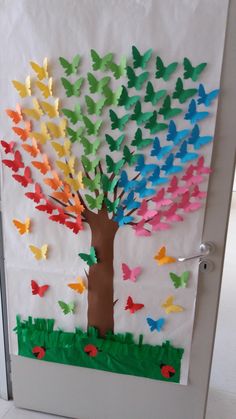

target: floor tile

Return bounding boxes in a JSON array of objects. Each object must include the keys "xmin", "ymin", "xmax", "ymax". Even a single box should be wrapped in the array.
[
  {"xmin": 2, "ymin": 406, "xmax": 68, "ymax": 419},
  {"xmin": 0, "ymin": 399, "xmax": 12, "ymax": 417}
]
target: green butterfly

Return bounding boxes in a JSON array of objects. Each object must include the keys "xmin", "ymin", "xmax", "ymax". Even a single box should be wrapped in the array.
[
  {"xmin": 109, "ymin": 56, "xmax": 126, "ymax": 79},
  {"xmin": 101, "ymin": 174, "xmax": 118, "ymax": 192},
  {"xmin": 172, "ymin": 78, "xmax": 197, "ymax": 104},
  {"xmin": 145, "ymin": 111, "xmax": 168, "ymax": 134},
  {"xmin": 83, "ymin": 116, "xmax": 102, "ymax": 136},
  {"xmin": 104, "ymin": 197, "xmax": 120, "ymax": 213},
  {"xmin": 81, "ymin": 156, "xmax": 100, "ymax": 172},
  {"xmin": 61, "ymin": 77, "xmax": 84, "ymax": 97},
  {"xmin": 106, "ymin": 155, "xmax": 124, "ymax": 175},
  {"xmin": 127, "ymin": 66, "xmax": 149, "ymax": 91},
  {"xmin": 109, "ymin": 109, "xmax": 130, "ymax": 131},
  {"xmin": 183, "ymin": 58, "xmax": 207, "ymax": 81},
  {"xmin": 131, "ymin": 128, "xmax": 152, "ymax": 149},
  {"xmin": 102, "ymin": 86, "xmax": 122, "ymax": 106},
  {"xmin": 118, "ymin": 86, "xmax": 140, "ymax": 110},
  {"xmin": 67, "ymin": 126, "xmax": 84, "ymax": 143},
  {"xmin": 122, "ymin": 145, "xmax": 140, "ymax": 166},
  {"xmin": 159, "ymin": 95, "xmax": 182, "ymax": 120},
  {"xmin": 169, "ymin": 271, "xmax": 190, "ymax": 289},
  {"xmin": 81, "ymin": 137, "xmax": 100, "ymax": 155},
  {"xmin": 105, "ymin": 134, "xmax": 125, "ymax": 151},
  {"xmin": 132, "ymin": 46, "xmax": 153, "ymax": 69},
  {"xmin": 58, "ymin": 300, "xmax": 75, "ymax": 315},
  {"xmin": 90, "ymin": 49, "xmax": 113, "ymax": 71},
  {"xmin": 144, "ymin": 81, "xmax": 167, "ymax": 106},
  {"xmin": 87, "ymin": 73, "xmax": 110, "ymax": 94},
  {"xmin": 85, "ymin": 96, "xmax": 106, "ymax": 116},
  {"xmin": 83, "ymin": 174, "xmax": 101, "ymax": 192},
  {"xmin": 85, "ymin": 194, "xmax": 104, "ymax": 210},
  {"xmin": 61, "ymin": 103, "xmax": 83, "ymax": 124},
  {"xmin": 59, "ymin": 55, "xmax": 81, "ymax": 76},
  {"xmin": 131, "ymin": 101, "xmax": 153, "ymax": 126},
  {"xmin": 78, "ymin": 246, "xmax": 98, "ymax": 266},
  {"xmin": 155, "ymin": 57, "xmax": 178, "ymax": 81}
]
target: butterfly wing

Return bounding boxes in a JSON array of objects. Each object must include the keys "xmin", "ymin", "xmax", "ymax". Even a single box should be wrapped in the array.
[
  {"xmin": 169, "ymin": 272, "xmax": 181, "ymax": 288},
  {"xmin": 122, "ymin": 263, "xmax": 131, "ymax": 280}
]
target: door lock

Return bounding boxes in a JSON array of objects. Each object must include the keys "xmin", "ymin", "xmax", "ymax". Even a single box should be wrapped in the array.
[
  {"xmin": 178, "ymin": 242, "xmax": 215, "ymax": 262},
  {"xmin": 199, "ymin": 259, "xmax": 214, "ymax": 273}
]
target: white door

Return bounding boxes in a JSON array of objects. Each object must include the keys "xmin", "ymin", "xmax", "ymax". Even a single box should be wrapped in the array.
[{"xmin": 0, "ymin": 0, "xmax": 236, "ymax": 418}]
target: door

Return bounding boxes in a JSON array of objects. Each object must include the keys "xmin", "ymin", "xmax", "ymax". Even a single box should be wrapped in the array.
[{"xmin": 0, "ymin": 0, "xmax": 235, "ymax": 418}]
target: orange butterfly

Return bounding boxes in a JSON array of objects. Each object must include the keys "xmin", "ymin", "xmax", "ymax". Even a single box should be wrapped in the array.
[
  {"xmin": 52, "ymin": 183, "xmax": 71, "ymax": 204},
  {"xmin": 154, "ymin": 246, "xmax": 176, "ymax": 266},
  {"xmin": 66, "ymin": 194, "xmax": 84, "ymax": 214},
  {"xmin": 12, "ymin": 121, "xmax": 31, "ymax": 141},
  {"xmin": 12, "ymin": 217, "xmax": 30, "ymax": 235},
  {"xmin": 5, "ymin": 104, "xmax": 23, "ymax": 124},
  {"xmin": 22, "ymin": 138, "xmax": 41, "ymax": 157},
  {"xmin": 43, "ymin": 171, "xmax": 63, "ymax": 191},
  {"xmin": 32, "ymin": 154, "xmax": 51, "ymax": 175},
  {"xmin": 68, "ymin": 276, "xmax": 87, "ymax": 294}
]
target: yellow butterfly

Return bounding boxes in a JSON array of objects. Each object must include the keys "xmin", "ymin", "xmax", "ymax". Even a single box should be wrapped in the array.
[
  {"xmin": 56, "ymin": 156, "xmax": 76, "ymax": 176},
  {"xmin": 12, "ymin": 218, "xmax": 30, "ymax": 235},
  {"xmin": 65, "ymin": 171, "xmax": 84, "ymax": 191},
  {"xmin": 12, "ymin": 76, "xmax": 31, "ymax": 98},
  {"xmin": 29, "ymin": 244, "xmax": 48, "ymax": 260},
  {"xmin": 35, "ymin": 77, "xmax": 52, "ymax": 98},
  {"xmin": 40, "ymin": 98, "xmax": 59, "ymax": 118},
  {"xmin": 51, "ymin": 139, "xmax": 71, "ymax": 158},
  {"xmin": 30, "ymin": 122, "xmax": 51, "ymax": 144},
  {"xmin": 22, "ymin": 98, "xmax": 43, "ymax": 120},
  {"xmin": 47, "ymin": 119, "xmax": 67, "ymax": 138},
  {"xmin": 154, "ymin": 246, "xmax": 176, "ymax": 266},
  {"xmin": 68, "ymin": 276, "xmax": 87, "ymax": 294},
  {"xmin": 162, "ymin": 296, "xmax": 184, "ymax": 314},
  {"xmin": 30, "ymin": 57, "xmax": 48, "ymax": 80}
]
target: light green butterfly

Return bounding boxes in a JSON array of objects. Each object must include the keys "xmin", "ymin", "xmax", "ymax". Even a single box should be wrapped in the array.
[
  {"xmin": 85, "ymin": 194, "xmax": 104, "ymax": 210},
  {"xmin": 102, "ymin": 86, "xmax": 123, "ymax": 106},
  {"xmin": 83, "ymin": 174, "xmax": 101, "ymax": 192},
  {"xmin": 169, "ymin": 271, "xmax": 190, "ymax": 289},
  {"xmin": 61, "ymin": 103, "xmax": 83, "ymax": 124},
  {"xmin": 91, "ymin": 49, "xmax": 113, "ymax": 71},
  {"xmin": 58, "ymin": 300, "xmax": 75, "ymax": 315},
  {"xmin": 61, "ymin": 77, "xmax": 84, "ymax": 97},
  {"xmin": 59, "ymin": 55, "xmax": 81, "ymax": 76},
  {"xmin": 85, "ymin": 96, "xmax": 106, "ymax": 116},
  {"xmin": 81, "ymin": 156, "xmax": 100, "ymax": 172},
  {"xmin": 87, "ymin": 73, "xmax": 111, "ymax": 94},
  {"xmin": 67, "ymin": 126, "xmax": 84, "ymax": 143},
  {"xmin": 109, "ymin": 56, "xmax": 126, "ymax": 79},
  {"xmin": 83, "ymin": 116, "xmax": 102, "ymax": 136},
  {"xmin": 81, "ymin": 137, "xmax": 100, "ymax": 155}
]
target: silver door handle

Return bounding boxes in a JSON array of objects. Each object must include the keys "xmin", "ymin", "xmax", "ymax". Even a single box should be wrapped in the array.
[{"xmin": 178, "ymin": 242, "xmax": 215, "ymax": 262}]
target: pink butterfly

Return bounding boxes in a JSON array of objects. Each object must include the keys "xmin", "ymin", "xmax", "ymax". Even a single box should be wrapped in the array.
[
  {"xmin": 151, "ymin": 188, "xmax": 172, "ymax": 209},
  {"xmin": 178, "ymin": 191, "xmax": 202, "ymax": 212},
  {"xmin": 181, "ymin": 165, "xmax": 203, "ymax": 186},
  {"xmin": 122, "ymin": 263, "xmax": 142, "ymax": 282},
  {"xmin": 164, "ymin": 203, "xmax": 183, "ymax": 222},
  {"xmin": 148, "ymin": 213, "xmax": 171, "ymax": 231},
  {"xmin": 194, "ymin": 156, "xmax": 212, "ymax": 175},
  {"xmin": 167, "ymin": 176, "xmax": 188, "ymax": 198},
  {"xmin": 137, "ymin": 200, "xmax": 157, "ymax": 220},
  {"xmin": 191, "ymin": 185, "xmax": 207, "ymax": 199},
  {"xmin": 133, "ymin": 220, "xmax": 151, "ymax": 236}
]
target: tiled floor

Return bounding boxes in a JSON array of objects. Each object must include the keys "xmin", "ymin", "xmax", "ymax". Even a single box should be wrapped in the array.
[{"xmin": 0, "ymin": 195, "xmax": 236, "ymax": 418}]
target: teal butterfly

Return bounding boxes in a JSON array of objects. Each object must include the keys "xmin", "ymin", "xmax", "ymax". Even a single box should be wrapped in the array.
[
  {"xmin": 106, "ymin": 155, "xmax": 124, "ymax": 175},
  {"xmin": 61, "ymin": 103, "xmax": 83, "ymax": 124},
  {"xmin": 81, "ymin": 137, "xmax": 100, "ymax": 155},
  {"xmin": 131, "ymin": 101, "xmax": 153, "ymax": 125},
  {"xmin": 145, "ymin": 111, "xmax": 168, "ymax": 134},
  {"xmin": 131, "ymin": 128, "xmax": 152, "ymax": 149},
  {"xmin": 105, "ymin": 133, "xmax": 125, "ymax": 151},
  {"xmin": 83, "ymin": 116, "xmax": 102, "ymax": 136},
  {"xmin": 172, "ymin": 78, "xmax": 197, "ymax": 103},
  {"xmin": 85, "ymin": 96, "xmax": 106, "ymax": 116},
  {"xmin": 122, "ymin": 145, "xmax": 140, "ymax": 166},
  {"xmin": 81, "ymin": 156, "xmax": 100, "ymax": 172},
  {"xmin": 118, "ymin": 86, "xmax": 140, "ymax": 110},
  {"xmin": 90, "ymin": 49, "xmax": 113, "ymax": 71},
  {"xmin": 61, "ymin": 77, "xmax": 84, "ymax": 97},
  {"xmin": 58, "ymin": 301, "xmax": 75, "ymax": 315},
  {"xmin": 83, "ymin": 174, "xmax": 101, "ymax": 192},
  {"xmin": 85, "ymin": 194, "xmax": 104, "ymax": 210},
  {"xmin": 104, "ymin": 197, "xmax": 120, "ymax": 213},
  {"xmin": 132, "ymin": 46, "xmax": 153, "ymax": 69},
  {"xmin": 78, "ymin": 246, "xmax": 98, "ymax": 266},
  {"xmin": 183, "ymin": 58, "xmax": 207, "ymax": 81},
  {"xmin": 87, "ymin": 73, "xmax": 111, "ymax": 94},
  {"xmin": 67, "ymin": 126, "xmax": 84, "ymax": 143},
  {"xmin": 126, "ymin": 66, "xmax": 149, "ymax": 91},
  {"xmin": 109, "ymin": 56, "xmax": 126, "ymax": 79},
  {"xmin": 144, "ymin": 81, "xmax": 167, "ymax": 105},
  {"xmin": 101, "ymin": 174, "xmax": 118, "ymax": 192},
  {"xmin": 169, "ymin": 271, "xmax": 190, "ymax": 289},
  {"xmin": 109, "ymin": 110, "xmax": 130, "ymax": 131},
  {"xmin": 102, "ymin": 86, "xmax": 122, "ymax": 106},
  {"xmin": 155, "ymin": 57, "xmax": 178, "ymax": 81},
  {"xmin": 59, "ymin": 55, "xmax": 81, "ymax": 76},
  {"xmin": 159, "ymin": 95, "xmax": 182, "ymax": 120}
]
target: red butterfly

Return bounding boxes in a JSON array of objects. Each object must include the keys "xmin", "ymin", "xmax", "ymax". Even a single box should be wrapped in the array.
[
  {"xmin": 178, "ymin": 191, "xmax": 201, "ymax": 212},
  {"xmin": 25, "ymin": 183, "xmax": 44, "ymax": 203},
  {"xmin": 65, "ymin": 215, "xmax": 83, "ymax": 234},
  {"xmin": 191, "ymin": 185, "xmax": 207, "ymax": 199},
  {"xmin": 125, "ymin": 296, "xmax": 144, "ymax": 314},
  {"xmin": 49, "ymin": 208, "xmax": 68, "ymax": 225},
  {"xmin": 12, "ymin": 166, "xmax": 33, "ymax": 187},
  {"xmin": 194, "ymin": 156, "xmax": 212, "ymax": 175},
  {"xmin": 32, "ymin": 346, "xmax": 46, "ymax": 360},
  {"xmin": 36, "ymin": 199, "xmax": 56, "ymax": 214},
  {"xmin": 181, "ymin": 165, "xmax": 203, "ymax": 186},
  {"xmin": 31, "ymin": 280, "xmax": 49, "ymax": 297},
  {"xmin": 1, "ymin": 140, "xmax": 15, "ymax": 154},
  {"xmin": 163, "ymin": 203, "xmax": 183, "ymax": 222},
  {"xmin": 5, "ymin": 104, "xmax": 23, "ymax": 124},
  {"xmin": 167, "ymin": 176, "xmax": 188, "ymax": 198},
  {"xmin": 2, "ymin": 150, "xmax": 24, "ymax": 172},
  {"xmin": 12, "ymin": 121, "xmax": 31, "ymax": 141}
]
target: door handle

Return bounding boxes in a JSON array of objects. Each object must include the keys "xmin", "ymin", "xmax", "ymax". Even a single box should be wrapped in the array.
[{"xmin": 178, "ymin": 242, "xmax": 215, "ymax": 262}]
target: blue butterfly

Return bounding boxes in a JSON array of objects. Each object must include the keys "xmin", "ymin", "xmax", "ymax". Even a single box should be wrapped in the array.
[
  {"xmin": 114, "ymin": 207, "xmax": 134, "ymax": 226},
  {"xmin": 147, "ymin": 317, "xmax": 165, "ymax": 332},
  {"xmin": 175, "ymin": 140, "xmax": 198, "ymax": 163},
  {"xmin": 166, "ymin": 120, "xmax": 190, "ymax": 145},
  {"xmin": 134, "ymin": 179, "xmax": 155, "ymax": 198},
  {"xmin": 197, "ymin": 83, "xmax": 219, "ymax": 107},
  {"xmin": 161, "ymin": 154, "xmax": 182, "ymax": 175},
  {"xmin": 118, "ymin": 170, "xmax": 139, "ymax": 192},
  {"xmin": 122, "ymin": 191, "xmax": 141, "ymax": 211},
  {"xmin": 148, "ymin": 166, "xmax": 168, "ymax": 186},
  {"xmin": 135, "ymin": 155, "xmax": 156, "ymax": 176},
  {"xmin": 188, "ymin": 124, "xmax": 213, "ymax": 150},
  {"xmin": 184, "ymin": 99, "xmax": 209, "ymax": 125},
  {"xmin": 150, "ymin": 137, "xmax": 173, "ymax": 160}
]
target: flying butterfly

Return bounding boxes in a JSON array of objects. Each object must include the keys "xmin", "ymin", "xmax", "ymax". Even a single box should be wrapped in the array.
[
  {"xmin": 188, "ymin": 124, "xmax": 213, "ymax": 150},
  {"xmin": 22, "ymin": 98, "xmax": 43, "ymax": 120},
  {"xmin": 183, "ymin": 58, "xmax": 207, "ymax": 81},
  {"xmin": 102, "ymin": 86, "xmax": 122, "ymax": 106},
  {"xmin": 87, "ymin": 73, "xmax": 110, "ymax": 94},
  {"xmin": 90, "ymin": 49, "xmax": 113, "ymax": 71},
  {"xmin": 122, "ymin": 191, "xmax": 141, "ymax": 211},
  {"xmin": 12, "ymin": 121, "xmax": 31, "ymax": 141},
  {"xmin": 161, "ymin": 296, "xmax": 184, "ymax": 314},
  {"xmin": 109, "ymin": 56, "xmax": 126, "ymax": 79},
  {"xmin": 58, "ymin": 300, "xmax": 75, "ymax": 315},
  {"xmin": 32, "ymin": 154, "xmax": 51, "ymax": 175},
  {"xmin": 30, "ymin": 123, "xmax": 50, "ymax": 145},
  {"xmin": 144, "ymin": 81, "xmax": 167, "ymax": 106},
  {"xmin": 43, "ymin": 171, "xmax": 63, "ymax": 191},
  {"xmin": 166, "ymin": 120, "xmax": 190, "ymax": 145},
  {"xmin": 131, "ymin": 101, "xmax": 153, "ymax": 125},
  {"xmin": 67, "ymin": 126, "xmax": 84, "ymax": 143},
  {"xmin": 25, "ymin": 183, "xmax": 44, "ymax": 203},
  {"xmin": 61, "ymin": 77, "xmax": 84, "ymax": 97},
  {"xmin": 83, "ymin": 173, "xmax": 101, "ymax": 192},
  {"xmin": 118, "ymin": 85, "xmax": 140, "ymax": 110},
  {"xmin": 35, "ymin": 77, "xmax": 53, "ymax": 98},
  {"xmin": 105, "ymin": 133, "xmax": 125, "ymax": 151},
  {"xmin": 114, "ymin": 207, "xmax": 134, "ymax": 226},
  {"xmin": 85, "ymin": 96, "xmax": 106, "ymax": 116},
  {"xmin": 131, "ymin": 128, "xmax": 152, "ymax": 149},
  {"xmin": 155, "ymin": 57, "xmax": 178, "ymax": 81},
  {"xmin": 56, "ymin": 156, "xmax": 76, "ymax": 176},
  {"xmin": 125, "ymin": 296, "xmax": 144, "ymax": 314},
  {"xmin": 30, "ymin": 57, "xmax": 48, "ymax": 80},
  {"xmin": 81, "ymin": 137, "xmax": 100, "ymax": 155},
  {"xmin": 147, "ymin": 317, "xmax": 165, "ymax": 332},
  {"xmin": 101, "ymin": 174, "xmax": 118, "ymax": 193},
  {"xmin": 81, "ymin": 156, "xmax": 100, "ymax": 172},
  {"xmin": 184, "ymin": 99, "xmax": 209, "ymax": 125},
  {"xmin": 122, "ymin": 263, "xmax": 142, "ymax": 282},
  {"xmin": 104, "ymin": 197, "xmax": 119, "ymax": 213},
  {"xmin": 83, "ymin": 116, "xmax": 102, "ymax": 136},
  {"xmin": 159, "ymin": 95, "xmax": 182, "ymax": 120},
  {"xmin": 41, "ymin": 99, "xmax": 59, "ymax": 118},
  {"xmin": 175, "ymin": 140, "xmax": 198, "ymax": 163},
  {"xmin": 65, "ymin": 172, "xmax": 84, "ymax": 193},
  {"xmin": 126, "ymin": 66, "xmax": 149, "ymax": 91},
  {"xmin": 109, "ymin": 109, "xmax": 130, "ymax": 131},
  {"xmin": 145, "ymin": 111, "xmax": 168, "ymax": 134},
  {"xmin": 46, "ymin": 119, "xmax": 67, "ymax": 139},
  {"xmin": 132, "ymin": 46, "xmax": 153, "ymax": 69},
  {"xmin": 68, "ymin": 276, "xmax": 87, "ymax": 294},
  {"xmin": 12, "ymin": 218, "xmax": 30, "ymax": 235},
  {"xmin": 78, "ymin": 246, "xmax": 98, "ymax": 266},
  {"xmin": 172, "ymin": 77, "xmax": 197, "ymax": 103},
  {"xmin": 122, "ymin": 145, "xmax": 140, "ymax": 166},
  {"xmin": 12, "ymin": 76, "xmax": 31, "ymax": 98},
  {"xmin": 161, "ymin": 154, "xmax": 182, "ymax": 175},
  {"xmin": 0, "ymin": 140, "xmax": 15, "ymax": 154},
  {"xmin": 31, "ymin": 280, "xmax": 49, "ymax": 297},
  {"xmin": 85, "ymin": 194, "xmax": 104, "ymax": 211},
  {"xmin": 106, "ymin": 155, "xmax": 124, "ymax": 175},
  {"xmin": 154, "ymin": 246, "xmax": 176, "ymax": 266},
  {"xmin": 169, "ymin": 271, "xmax": 190, "ymax": 289},
  {"xmin": 12, "ymin": 166, "xmax": 33, "ymax": 187},
  {"xmin": 23, "ymin": 138, "xmax": 42, "ymax": 158},
  {"xmin": 59, "ymin": 54, "xmax": 81, "ymax": 76},
  {"xmin": 51, "ymin": 139, "xmax": 71, "ymax": 158},
  {"xmin": 5, "ymin": 103, "xmax": 23, "ymax": 124},
  {"xmin": 148, "ymin": 166, "xmax": 168, "ymax": 186},
  {"xmin": 197, "ymin": 83, "xmax": 220, "ymax": 107},
  {"xmin": 118, "ymin": 171, "xmax": 139, "ymax": 193},
  {"xmin": 135, "ymin": 155, "xmax": 156, "ymax": 177},
  {"xmin": 29, "ymin": 244, "xmax": 48, "ymax": 260},
  {"xmin": 151, "ymin": 137, "xmax": 172, "ymax": 160}
]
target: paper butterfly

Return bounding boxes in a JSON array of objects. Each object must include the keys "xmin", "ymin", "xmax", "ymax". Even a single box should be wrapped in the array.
[
  {"xmin": 122, "ymin": 263, "xmax": 142, "ymax": 282},
  {"xmin": 161, "ymin": 154, "xmax": 182, "ymax": 175},
  {"xmin": 87, "ymin": 73, "xmax": 110, "ymax": 94},
  {"xmin": 184, "ymin": 99, "xmax": 209, "ymax": 124},
  {"xmin": 169, "ymin": 271, "xmax": 190, "ymax": 288},
  {"xmin": 2, "ymin": 150, "xmax": 24, "ymax": 172},
  {"xmin": 125, "ymin": 296, "xmax": 144, "ymax": 313},
  {"xmin": 85, "ymin": 194, "xmax": 104, "ymax": 210},
  {"xmin": 155, "ymin": 57, "xmax": 178, "ymax": 81},
  {"xmin": 109, "ymin": 109, "xmax": 130, "ymax": 131},
  {"xmin": 135, "ymin": 155, "xmax": 156, "ymax": 176},
  {"xmin": 12, "ymin": 76, "xmax": 31, "ymax": 98},
  {"xmin": 172, "ymin": 77, "xmax": 197, "ymax": 103},
  {"xmin": 144, "ymin": 81, "xmax": 166, "ymax": 106},
  {"xmin": 197, "ymin": 83, "xmax": 219, "ymax": 107},
  {"xmin": 85, "ymin": 96, "xmax": 106, "ymax": 117},
  {"xmin": 78, "ymin": 246, "xmax": 98, "ymax": 266},
  {"xmin": 25, "ymin": 183, "xmax": 44, "ymax": 203},
  {"xmin": 131, "ymin": 101, "xmax": 153, "ymax": 126},
  {"xmin": 183, "ymin": 58, "xmax": 207, "ymax": 81},
  {"xmin": 22, "ymin": 138, "xmax": 41, "ymax": 158},
  {"xmin": 29, "ymin": 244, "xmax": 48, "ymax": 260},
  {"xmin": 91, "ymin": 49, "xmax": 113, "ymax": 71},
  {"xmin": 81, "ymin": 137, "xmax": 100, "ymax": 156},
  {"xmin": 118, "ymin": 85, "xmax": 140, "ymax": 110},
  {"xmin": 114, "ymin": 207, "xmax": 134, "ymax": 226},
  {"xmin": 137, "ymin": 200, "xmax": 157, "ymax": 220},
  {"xmin": 188, "ymin": 124, "xmax": 213, "ymax": 150},
  {"xmin": 59, "ymin": 55, "xmax": 81, "ymax": 76},
  {"xmin": 148, "ymin": 166, "xmax": 168, "ymax": 186},
  {"xmin": 148, "ymin": 214, "xmax": 170, "ymax": 232},
  {"xmin": 109, "ymin": 56, "xmax": 126, "ymax": 79},
  {"xmin": 123, "ymin": 145, "xmax": 140, "ymax": 166},
  {"xmin": 22, "ymin": 98, "xmax": 43, "ymax": 120},
  {"xmin": 132, "ymin": 46, "xmax": 152, "ymax": 69},
  {"xmin": 103, "ymin": 85, "xmax": 122, "ymax": 106},
  {"xmin": 12, "ymin": 166, "xmax": 33, "ymax": 187},
  {"xmin": 36, "ymin": 78, "xmax": 53, "ymax": 99},
  {"xmin": 68, "ymin": 276, "xmax": 87, "ymax": 294},
  {"xmin": 150, "ymin": 137, "xmax": 172, "ymax": 160},
  {"xmin": 146, "ymin": 317, "xmax": 165, "ymax": 332},
  {"xmin": 162, "ymin": 296, "xmax": 184, "ymax": 314},
  {"xmin": 159, "ymin": 95, "xmax": 182, "ymax": 120},
  {"xmin": 145, "ymin": 111, "xmax": 168, "ymax": 134},
  {"xmin": 61, "ymin": 77, "xmax": 84, "ymax": 97},
  {"xmin": 175, "ymin": 140, "xmax": 198, "ymax": 163},
  {"xmin": 30, "ymin": 122, "xmax": 50, "ymax": 144},
  {"xmin": 30, "ymin": 58, "xmax": 48, "ymax": 80},
  {"xmin": 126, "ymin": 66, "xmax": 149, "ymax": 91},
  {"xmin": 32, "ymin": 154, "xmax": 51, "ymax": 175},
  {"xmin": 133, "ymin": 220, "xmax": 151, "ymax": 237},
  {"xmin": 58, "ymin": 300, "xmax": 75, "ymax": 315},
  {"xmin": 51, "ymin": 139, "xmax": 71, "ymax": 158},
  {"xmin": 0, "ymin": 140, "xmax": 15, "ymax": 154},
  {"xmin": 166, "ymin": 120, "xmax": 190, "ymax": 145},
  {"xmin": 12, "ymin": 218, "xmax": 30, "ymax": 235},
  {"xmin": 31, "ymin": 280, "xmax": 49, "ymax": 297},
  {"xmin": 131, "ymin": 128, "xmax": 152, "ymax": 149},
  {"xmin": 12, "ymin": 120, "xmax": 31, "ymax": 142},
  {"xmin": 154, "ymin": 246, "xmax": 176, "ymax": 266},
  {"xmin": 5, "ymin": 103, "xmax": 23, "ymax": 124},
  {"xmin": 106, "ymin": 155, "xmax": 124, "ymax": 175},
  {"xmin": 41, "ymin": 99, "xmax": 59, "ymax": 118}
]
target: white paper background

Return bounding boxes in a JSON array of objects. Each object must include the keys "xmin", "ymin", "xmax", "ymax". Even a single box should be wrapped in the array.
[{"xmin": 0, "ymin": 0, "xmax": 229, "ymax": 384}]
